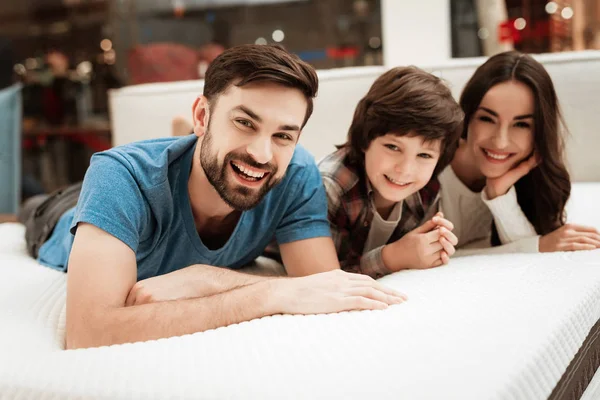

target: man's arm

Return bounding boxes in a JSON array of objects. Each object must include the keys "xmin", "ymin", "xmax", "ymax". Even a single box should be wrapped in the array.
[
  {"xmin": 67, "ymin": 223, "xmax": 405, "ymax": 349},
  {"xmin": 278, "ymin": 236, "xmax": 340, "ymax": 277},
  {"xmin": 66, "ymin": 223, "xmax": 274, "ymax": 348},
  {"xmin": 125, "ymin": 263, "xmax": 276, "ymax": 306}
]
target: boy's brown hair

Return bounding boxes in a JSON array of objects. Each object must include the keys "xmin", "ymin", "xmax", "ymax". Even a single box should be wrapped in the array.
[
  {"xmin": 342, "ymin": 66, "xmax": 464, "ymax": 177},
  {"xmin": 203, "ymin": 44, "xmax": 318, "ymax": 128}
]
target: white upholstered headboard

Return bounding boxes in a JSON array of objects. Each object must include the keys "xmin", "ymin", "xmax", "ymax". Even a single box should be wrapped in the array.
[{"xmin": 109, "ymin": 50, "xmax": 600, "ymax": 181}]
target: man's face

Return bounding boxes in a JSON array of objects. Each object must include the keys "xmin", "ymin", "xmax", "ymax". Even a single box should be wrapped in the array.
[{"xmin": 194, "ymin": 82, "xmax": 307, "ymax": 210}]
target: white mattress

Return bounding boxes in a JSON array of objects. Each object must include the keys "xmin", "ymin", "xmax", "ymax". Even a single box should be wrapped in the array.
[{"xmin": 1, "ymin": 183, "xmax": 600, "ymax": 400}]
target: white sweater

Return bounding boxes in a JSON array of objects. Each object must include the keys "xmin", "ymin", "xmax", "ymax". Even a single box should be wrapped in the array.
[{"xmin": 437, "ymin": 166, "xmax": 540, "ymax": 256}]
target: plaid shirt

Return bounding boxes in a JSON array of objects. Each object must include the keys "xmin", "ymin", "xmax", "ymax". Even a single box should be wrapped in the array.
[{"xmin": 319, "ymin": 147, "xmax": 441, "ymax": 278}]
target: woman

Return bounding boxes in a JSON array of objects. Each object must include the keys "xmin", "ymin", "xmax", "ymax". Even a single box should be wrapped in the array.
[{"xmin": 439, "ymin": 51, "xmax": 600, "ymax": 253}]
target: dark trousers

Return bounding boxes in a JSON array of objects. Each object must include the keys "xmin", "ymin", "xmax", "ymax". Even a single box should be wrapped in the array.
[{"xmin": 18, "ymin": 182, "xmax": 82, "ymax": 258}]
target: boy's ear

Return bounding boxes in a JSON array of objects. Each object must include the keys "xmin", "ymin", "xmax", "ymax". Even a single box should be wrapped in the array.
[{"xmin": 192, "ymin": 96, "xmax": 210, "ymax": 138}]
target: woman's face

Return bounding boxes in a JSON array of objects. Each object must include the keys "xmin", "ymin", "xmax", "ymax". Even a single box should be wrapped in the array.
[{"xmin": 466, "ymin": 80, "xmax": 535, "ymax": 179}]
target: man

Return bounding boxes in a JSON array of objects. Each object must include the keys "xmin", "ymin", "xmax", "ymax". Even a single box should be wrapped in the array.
[{"xmin": 23, "ymin": 44, "xmax": 404, "ymax": 349}]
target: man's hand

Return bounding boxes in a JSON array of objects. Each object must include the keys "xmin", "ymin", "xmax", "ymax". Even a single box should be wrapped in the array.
[
  {"xmin": 539, "ymin": 224, "xmax": 600, "ymax": 252},
  {"xmin": 268, "ymin": 269, "xmax": 407, "ymax": 314},
  {"xmin": 382, "ymin": 212, "xmax": 458, "ymax": 272},
  {"xmin": 485, "ymin": 152, "xmax": 539, "ymax": 200}
]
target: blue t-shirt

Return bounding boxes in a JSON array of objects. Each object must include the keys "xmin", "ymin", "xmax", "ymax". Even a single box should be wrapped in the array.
[{"xmin": 38, "ymin": 135, "xmax": 331, "ymax": 281}]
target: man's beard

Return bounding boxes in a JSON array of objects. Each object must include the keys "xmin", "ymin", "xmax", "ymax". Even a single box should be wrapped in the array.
[{"xmin": 200, "ymin": 129, "xmax": 281, "ymax": 211}]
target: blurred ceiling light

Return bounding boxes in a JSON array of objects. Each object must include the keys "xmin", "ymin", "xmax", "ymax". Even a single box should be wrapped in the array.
[
  {"xmin": 100, "ymin": 39, "xmax": 113, "ymax": 52},
  {"xmin": 561, "ymin": 6, "xmax": 573, "ymax": 20},
  {"xmin": 545, "ymin": 2, "xmax": 558, "ymax": 14},
  {"xmin": 76, "ymin": 61, "xmax": 93, "ymax": 76},
  {"xmin": 25, "ymin": 58, "xmax": 38, "ymax": 70},
  {"xmin": 14, "ymin": 64, "xmax": 26, "ymax": 75},
  {"xmin": 272, "ymin": 30, "xmax": 285, "ymax": 43},
  {"xmin": 477, "ymin": 28, "xmax": 489, "ymax": 40},
  {"xmin": 514, "ymin": 18, "xmax": 526, "ymax": 31},
  {"xmin": 255, "ymin": 37, "xmax": 267, "ymax": 45},
  {"xmin": 104, "ymin": 50, "xmax": 116, "ymax": 65},
  {"xmin": 368, "ymin": 36, "xmax": 381, "ymax": 49}
]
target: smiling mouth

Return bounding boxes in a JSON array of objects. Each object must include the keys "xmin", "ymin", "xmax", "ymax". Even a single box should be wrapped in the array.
[
  {"xmin": 230, "ymin": 161, "xmax": 269, "ymax": 182},
  {"xmin": 384, "ymin": 175, "xmax": 411, "ymax": 187},
  {"xmin": 482, "ymin": 148, "xmax": 515, "ymax": 162}
]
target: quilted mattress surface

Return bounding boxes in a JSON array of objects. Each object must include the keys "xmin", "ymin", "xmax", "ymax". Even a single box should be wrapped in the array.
[{"xmin": 1, "ymin": 183, "xmax": 599, "ymax": 400}]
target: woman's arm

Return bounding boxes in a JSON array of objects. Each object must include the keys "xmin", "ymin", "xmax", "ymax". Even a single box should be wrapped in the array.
[{"xmin": 481, "ymin": 186, "xmax": 537, "ymax": 244}]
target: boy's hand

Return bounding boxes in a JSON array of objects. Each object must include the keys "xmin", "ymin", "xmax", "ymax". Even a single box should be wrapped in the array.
[{"xmin": 382, "ymin": 212, "xmax": 458, "ymax": 272}]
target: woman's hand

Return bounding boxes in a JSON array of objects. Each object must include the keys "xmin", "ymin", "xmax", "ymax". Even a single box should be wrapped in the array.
[
  {"xmin": 485, "ymin": 153, "xmax": 539, "ymax": 200},
  {"xmin": 539, "ymin": 224, "xmax": 600, "ymax": 252}
]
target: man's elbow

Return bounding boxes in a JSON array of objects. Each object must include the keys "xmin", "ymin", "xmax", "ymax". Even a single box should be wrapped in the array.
[
  {"xmin": 66, "ymin": 328, "xmax": 96, "ymax": 350},
  {"xmin": 65, "ymin": 322, "xmax": 104, "ymax": 350},
  {"xmin": 65, "ymin": 310, "xmax": 117, "ymax": 350},
  {"xmin": 65, "ymin": 334, "xmax": 89, "ymax": 350}
]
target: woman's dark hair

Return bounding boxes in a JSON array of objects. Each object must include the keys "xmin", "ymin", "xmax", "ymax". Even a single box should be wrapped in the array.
[
  {"xmin": 341, "ymin": 66, "xmax": 464, "ymax": 178},
  {"xmin": 460, "ymin": 51, "xmax": 570, "ymax": 235},
  {"xmin": 203, "ymin": 44, "xmax": 318, "ymax": 128}
]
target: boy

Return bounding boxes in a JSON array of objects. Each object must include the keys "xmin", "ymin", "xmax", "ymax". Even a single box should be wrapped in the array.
[{"xmin": 320, "ymin": 66, "xmax": 464, "ymax": 278}]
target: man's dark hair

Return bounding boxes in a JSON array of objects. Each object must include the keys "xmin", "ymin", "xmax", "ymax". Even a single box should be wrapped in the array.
[{"xmin": 203, "ymin": 44, "xmax": 318, "ymax": 128}]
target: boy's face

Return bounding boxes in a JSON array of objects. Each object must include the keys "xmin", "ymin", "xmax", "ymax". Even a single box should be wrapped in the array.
[
  {"xmin": 364, "ymin": 133, "xmax": 441, "ymax": 211},
  {"xmin": 192, "ymin": 81, "xmax": 307, "ymax": 210}
]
